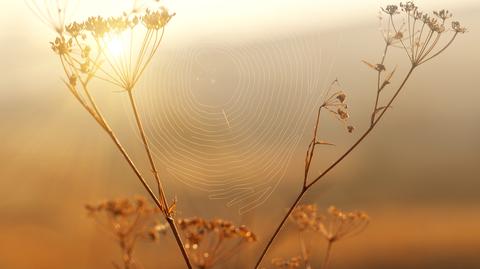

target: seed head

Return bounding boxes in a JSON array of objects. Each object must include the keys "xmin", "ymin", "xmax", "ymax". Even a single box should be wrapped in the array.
[
  {"xmin": 452, "ymin": 21, "xmax": 467, "ymax": 33},
  {"xmin": 317, "ymin": 206, "xmax": 370, "ymax": 242},
  {"xmin": 290, "ymin": 204, "xmax": 319, "ymax": 231},
  {"xmin": 142, "ymin": 7, "xmax": 174, "ymax": 30},
  {"xmin": 50, "ymin": 37, "xmax": 72, "ymax": 55},
  {"xmin": 400, "ymin": 1, "xmax": 417, "ymax": 12},
  {"xmin": 382, "ymin": 5, "xmax": 399, "ymax": 15},
  {"xmin": 433, "ymin": 9, "xmax": 452, "ymax": 22},
  {"xmin": 177, "ymin": 217, "xmax": 256, "ymax": 268}
]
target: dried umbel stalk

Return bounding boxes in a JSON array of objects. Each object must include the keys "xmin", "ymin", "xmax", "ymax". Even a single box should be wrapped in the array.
[
  {"xmin": 317, "ymin": 206, "xmax": 369, "ymax": 269},
  {"xmin": 86, "ymin": 197, "xmax": 168, "ymax": 269},
  {"xmin": 177, "ymin": 217, "xmax": 257, "ymax": 269},
  {"xmin": 289, "ymin": 204, "xmax": 320, "ymax": 269},
  {"xmin": 29, "ymin": 1, "xmax": 192, "ymax": 267},
  {"xmin": 289, "ymin": 204, "xmax": 369, "ymax": 269},
  {"xmin": 317, "ymin": 206, "xmax": 369, "ymax": 243},
  {"xmin": 255, "ymin": 3, "xmax": 465, "ymax": 264}
]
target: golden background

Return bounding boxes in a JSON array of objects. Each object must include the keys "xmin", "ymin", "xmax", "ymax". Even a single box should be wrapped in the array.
[{"xmin": 0, "ymin": 0, "xmax": 479, "ymax": 268}]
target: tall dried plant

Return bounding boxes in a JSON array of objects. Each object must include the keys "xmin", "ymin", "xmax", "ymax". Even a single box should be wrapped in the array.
[
  {"xmin": 254, "ymin": 2, "xmax": 466, "ymax": 268},
  {"xmin": 27, "ymin": 0, "xmax": 193, "ymax": 267}
]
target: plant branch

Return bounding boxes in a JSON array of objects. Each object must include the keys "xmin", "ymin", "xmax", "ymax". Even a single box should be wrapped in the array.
[
  {"xmin": 254, "ymin": 188, "xmax": 306, "ymax": 269},
  {"xmin": 254, "ymin": 66, "xmax": 416, "ymax": 269},
  {"xmin": 127, "ymin": 90, "xmax": 193, "ymax": 269}
]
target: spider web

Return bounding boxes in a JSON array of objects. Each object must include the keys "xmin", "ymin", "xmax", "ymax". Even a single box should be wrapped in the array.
[{"xmin": 126, "ymin": 33, "xmax": 341, "ymax": 214}]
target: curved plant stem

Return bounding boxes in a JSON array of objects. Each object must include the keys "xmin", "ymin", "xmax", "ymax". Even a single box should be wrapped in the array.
[
  {"xmin": 127, "ymin": 90, "xmax": 169, "ymax": 210},
  {"xmin": 254, "ymin": 66, "xmax": 416, "ymax": 269},
  {"xmin": 65, "ymin": 83, "xmax": 193, "ymax": 268},
  {"xmin": 254, "ymin": 188, "xmax": 305, "ymax": 269},
  {"xmin": 127, "ymin": 90, "xmax": 193, "ymax": 269}
]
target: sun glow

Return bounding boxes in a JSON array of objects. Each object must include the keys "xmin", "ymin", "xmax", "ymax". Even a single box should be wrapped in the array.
[{"xmin": 106, "ymin": 35, "xmax": 126, "ymax": 57}]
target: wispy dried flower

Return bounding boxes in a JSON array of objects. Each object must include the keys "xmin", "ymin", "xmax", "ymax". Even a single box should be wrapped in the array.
[
  {"xmin": 290, "ymin": 204, "xmax": 319, "ymax": 231},
  {"xmin": 50, "ymin": 36, "xmax": 72, "ymax": 55},
  {"xmin": 382, "ymin": 2, "xmax": 466, "ymax": 66},
  {"xmin": 142, "ymin": 7, "xmax": 173, "ymax": 30},
  {"xmin": 382, "ymin": 5, "xmax": 399, "ymax": 15},
  {"xmin": 48, "ymin": 5, "xmax": 174, "ymax": 91},
  {"xmin": 400, "ymin": 1, "xmax": 417, "ymax": 13},
  {"xmin": 434, "ymin": 9, "xmax": 452, "ymax": 22},
  {"xmin": 86, "ymin": 197, "xmax": 165, "ymax": 269},
  {"xmin": 321, "ymin": 80, "xmax": 354, "ymax": 132},
  {"xmin": 178, "ymin": 217, "xmax": 256, "ymax": 269},
  {"xmin": 452, "ymin": 21, "xmax": 467, "ymax": 33},
  {"xmin": 317, "ymin": 206, "xmax": 369, "ymax": 243}
]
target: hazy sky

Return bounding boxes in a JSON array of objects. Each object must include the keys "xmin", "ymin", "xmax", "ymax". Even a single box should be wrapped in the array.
[{"xmin": 4, "ymin": 0, "xmax": 479, "ymax": 46}]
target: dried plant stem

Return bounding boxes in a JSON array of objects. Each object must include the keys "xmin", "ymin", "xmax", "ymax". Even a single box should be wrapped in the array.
[
  {"xmin": 254, "ymin": 189, "xmax": 305, "ymax": 269},
  {"xmin": 64, "ymin": 81, "xmax": 193, "ymax": 268},
  {"xmin": 371, "ymin": 43, "xmax": 390, "ymax": 125},
  {"xmin": 254, "ymin": 66, "xmax": 415, "ymax": 269},
  {"xmin": 299, "ymin": 233, "xmax": 312, "ymax": 269},
  {"xmin": 119, "ymin": 236, "xmax": 134, "ymax": 269},
  {"xmin": 127, "ymin": 90, "xmax": 193, "ymax": 269},
  {"xmin": 322, "ymin": 240, "xmax": 333, "ymax": 269},
  {"xmin": 127, "ymin": 90, "xmax": 169, "ymax": 210}
]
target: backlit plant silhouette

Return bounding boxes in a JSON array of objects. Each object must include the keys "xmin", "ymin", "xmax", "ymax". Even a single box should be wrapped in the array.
[
  {"xmin": 27, "ymin": 0, "xmax": 193, "ymax": 267},
  {"xmin": 86, "ymin": 197, "xmax": 168, "ymax": 269},
  {"xmin": 254, "ymin": 2, "xmax": 466, "ymax": 268},
  {"xmin": 281, "ymin": 204, "xmax": 369, "ymax": 269},
  {"xmin": 28, "ymin": 0, "xmax": 466, "ymax": 268}
]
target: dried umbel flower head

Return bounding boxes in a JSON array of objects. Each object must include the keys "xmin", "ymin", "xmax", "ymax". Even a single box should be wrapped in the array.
[
  {"xmin": 316, "ymin": 206, "xmax": 369, "ymax": 243},
  {"xmin": 47, "ymin": 4, "xmax": 174, "ymax": 97},
  {"xmin": 271, "ymin": 256, "xmax": 302, "ymax": 269},
  {"xmin": 177, "ymin": 217, "xmax": 256, "ymax": 269},
  {"xmin": 86, "ymin": 197, "xmax": 166, "ymax": 269},
  {"xmin": 381, "ymin": 5, "xmax": 399, "ymax": 15},
  {"xmin": 452, "ymin": 21, "xmax": 467, "ymax": 33},
  {"xmin": 400, "ymin": 1, "xmax": 417, "ymax": 13},
  {"xmin": 321, "ymin": 80, "xmax": 354, "ymax": 133},
  {"xmin": 290, "ymin": 204, "xmax": 319, "ymax": 231},
  {"xmin": 85, "ymin": 196, "xmax": 163, "ymax": 240},
  {"xmin": 380, "ymin": 2, "xmax": 466, "ymax": 66},
  {"xmin": 434, "ymin": 9, "xmax": 452, "ymax": 22}
]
